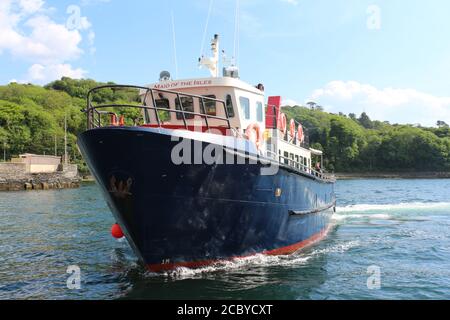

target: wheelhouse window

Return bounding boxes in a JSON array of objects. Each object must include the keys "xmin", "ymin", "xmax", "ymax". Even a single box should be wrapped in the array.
[
  {"xmin": 155, "ymin": 98, "xmax": 170, "ymax": 122},
  {"xmin": 256, "ymin": 102, "xmax": 263, "ymax": 122},
  {"xmin": 283, "ymin": 151, "xmax": 289, "ymax": 165},
  {"xmin": 201, "ymin": 95, "xmax": 216, "ymax": 116},
  {"xmin": 175, "ymin": 97, "xmax": 194, "ymax": 120},
  {"xmin": 226, "ymin": 94, "xmax": 235, "ymax": 118},
  {"xmin": 239, "ymin": 97, "xmax": 250, "ymax": 120}
]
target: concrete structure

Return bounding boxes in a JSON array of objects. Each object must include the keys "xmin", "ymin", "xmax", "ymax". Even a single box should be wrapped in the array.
[
  {"xmin": 11, "ymin": 154, "xmax": 61, "ymax": 173},
  {"xmin": 0, "ymin": 154, "xmax": 80, "ymax": 191}
]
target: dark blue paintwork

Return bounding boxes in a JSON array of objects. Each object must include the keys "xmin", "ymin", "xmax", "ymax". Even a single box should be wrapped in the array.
[{"xmin": 77, "ymin": 126, "xmax": 335, "ymax": 267}]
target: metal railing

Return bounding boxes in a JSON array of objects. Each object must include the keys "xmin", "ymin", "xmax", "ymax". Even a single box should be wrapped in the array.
[
  {"xmin": 278, "ymin": 154, "xmax": 335, "ymax": 182},
  {"xmin": 85, "ymin": 85, "xmax": 231, "ymax": 130}
]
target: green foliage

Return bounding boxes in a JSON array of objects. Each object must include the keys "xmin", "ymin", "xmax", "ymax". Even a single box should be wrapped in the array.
[
  {"xmin": 1, "ymin": 78, "xmax": 449, "ymax": 174},
  {"xmin": 283, "ymin": 106, "xmax": 450, "ymax": 172},
  {"xmin": 0, "ymin": 79, "xmax": 139, "ymax": 174}
]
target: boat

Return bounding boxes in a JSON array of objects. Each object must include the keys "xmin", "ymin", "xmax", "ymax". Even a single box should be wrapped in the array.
[{"xmin": 77, "ymin": 34, "xmax": 336, "ymax": 272}]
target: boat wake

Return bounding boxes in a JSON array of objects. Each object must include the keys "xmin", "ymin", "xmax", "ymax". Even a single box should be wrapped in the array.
[
  {"xmin": 146, "ymin": 240, "xmax": 359, "ymax": 279},
  {"xmin": 333, "ymin": 202, "xmax": 450, "ymax": 222},
  {"xmin": 337, "ymin": 202, "xmax": 450, "ymax": 213}
]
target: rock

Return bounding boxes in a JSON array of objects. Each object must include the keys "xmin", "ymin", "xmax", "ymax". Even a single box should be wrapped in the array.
[
  {"xmin": 33, "ymin": 183, "xmax": 42, "ymax": 190},
  {"xmin": 24, "ymin": 183, "xmax": 32, "ymax": 190}
]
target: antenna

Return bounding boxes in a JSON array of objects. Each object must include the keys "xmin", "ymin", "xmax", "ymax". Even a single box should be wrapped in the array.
[
  {"xmin": 200, "ymin": 0, "xmax": 214, "ymax": 57},
  {"xmin": 233, "ymin": 0, "xmax": 240, "ymax": 67},
  {"xmin": 171, "ymin": 10, "xmax": 178, "ymax": 79}
]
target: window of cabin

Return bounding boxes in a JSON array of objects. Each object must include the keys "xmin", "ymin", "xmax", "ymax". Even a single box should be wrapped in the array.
[
  {"xmin": 155, "ymin": 98, "xmax": 170, "ymax": 122},
  {"xmin": 295, "ymin": 155, "xmax": 299, "ymax": 169},
  {"xmin": 175, "ymin": 97, "xmax": 194, "ymax": 120},
  {"xmin": 283, "ymin": 151, "xmax": 289, "ymax": 165},
  {"xmin": 256, "ymin": 102, "xmax": 263, "ymax": 122},
  {"xmin": 290, "ymin": 153, "xmax": 294, "ymax": 167},
  {"xmin": 226, "ymin": 94, "xmax": 235, "ymax": 118},
  {"xmin": 239, "ymin": 97, "xmax": 250, "ymax": 120},
  {"xmin": 202, "ymin": 95, "xmax": 216, "ymax": 116}
]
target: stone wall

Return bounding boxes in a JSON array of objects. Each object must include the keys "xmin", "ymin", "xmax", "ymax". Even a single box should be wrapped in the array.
[
  {"xmin": 0, "ymin": 163, "xmax": 28, "ymax": 179},
  {"xmin": 0, "ymin": 163, "xmax": 80, "ymax": 191}
]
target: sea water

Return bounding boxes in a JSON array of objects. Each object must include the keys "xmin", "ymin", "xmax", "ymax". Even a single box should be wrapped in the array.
[{"xmin": 0, "ymin": 179, "xmax": 449, "ymax": 299}]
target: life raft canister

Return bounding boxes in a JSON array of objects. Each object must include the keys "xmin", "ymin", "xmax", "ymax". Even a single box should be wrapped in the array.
[
  {"xmin": 289, "ymin": 119, "xmax": 296, "ymax": 140},
  {"xmin": 119, "ymin": 115, "xmax": 125, "ymax": 126},
  {"xmin": 297, "ymin": 123, "xmax": 305, "ymax": 144},
  {"xmin": 277, "ymin": 112, "xmax": 287, "ymax": 136},
  {"xmin": 110, "ymin": 114, "xmax": 118, "ymax": 126},
  {"xmin": 245, "ymin": 123, "xmax": 263, "ymax": 150}
]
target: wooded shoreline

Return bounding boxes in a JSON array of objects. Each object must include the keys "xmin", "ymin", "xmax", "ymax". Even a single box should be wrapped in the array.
[{"xmin": 335, "ymin": 171, "xmax": 450, "ymax": 180}]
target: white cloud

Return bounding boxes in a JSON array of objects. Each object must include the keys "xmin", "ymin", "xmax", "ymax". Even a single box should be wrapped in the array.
[
  {"xmin": 282, "ymin": 98, "xmax": 300, "ymax": 106},
  {"xmin": 18, "ymin": 0, "xmax": 44, "ymax": 14},
  {"xmin": 80, "ymin": 0, "xmax": 111, "ymax": 6},
  {"xmin": 280, "ymin": 0, "xmax": 299, "ymax": 5},
  {"xmin": 309, "ymin": 81, "xmax": 450, "ymax": 126},
  {"xmin": 0, "ymin": 0, "xmax": 94, "ymax": 84},
  {"xmin": 22, "ymin": 15, "xmax": 83, "ymax": 62},
  {"xmin": 26, "ymin": 63, "xmax": 87, "ymax": 82}
]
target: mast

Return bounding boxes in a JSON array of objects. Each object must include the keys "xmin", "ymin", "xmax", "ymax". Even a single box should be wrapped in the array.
[{"xmin": 199, "ymin": 34, "xmax": 220, "ymax": 77}]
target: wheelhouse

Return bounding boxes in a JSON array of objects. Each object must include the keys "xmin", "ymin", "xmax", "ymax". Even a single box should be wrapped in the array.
[{"xmin": 139, "ymin": 76, "xmax": 265, "ymax": 135}]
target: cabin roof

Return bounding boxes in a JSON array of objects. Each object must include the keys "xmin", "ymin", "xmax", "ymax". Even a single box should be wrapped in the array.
[
  {"xmin": 309, "ymin": 148, "xmax": 323, "ymax": 156},
  {"xmin": 143, "ymin": 77, "xmax": 265, "ymax": 96}
]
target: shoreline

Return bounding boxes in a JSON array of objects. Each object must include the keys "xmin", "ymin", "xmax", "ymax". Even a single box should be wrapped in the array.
[
  {"xmin": 335, "ymin": 171, "xmax": 450, "ymax": 180},
  {"xmin": 0, "ymin": 163, "xmax": 81, "ymax": 192}
]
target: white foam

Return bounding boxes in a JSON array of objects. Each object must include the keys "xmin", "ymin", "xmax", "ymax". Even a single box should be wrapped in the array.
[
  {"xmin": 158, "ymin": 253, "xmax": 312, "ymax": 279},
  {"xmin": 337, "ymin": 202, "xmax": 450, "ymax": 213},
  {"xmin": 144, "ymin": 239, "xmax": 360, "ymax": 279},
  {"xmin": 309, "ymin": 240, "xmax": 360, "ymax": 255},
  {"xmin": 332, "ymin": 213, "xmax": 391, "ymax": 221}
]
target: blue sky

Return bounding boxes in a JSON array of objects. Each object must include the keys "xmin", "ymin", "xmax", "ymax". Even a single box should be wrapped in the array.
[{"xmin": 1, "ymin": 0, "xmax": 450, "ymax": 126}]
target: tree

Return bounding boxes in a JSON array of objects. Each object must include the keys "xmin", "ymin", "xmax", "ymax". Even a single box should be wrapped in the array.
[
  {"xmin": 306, "ymin": 101, "xmax": 317, "ymax": 110},
  {"xmin": 437, "ymin": 120, "xmax": 449, "ymax": 128},
  {"xmin": 358, "ymin": 112, "xmax": 374, "ymax": 129}
]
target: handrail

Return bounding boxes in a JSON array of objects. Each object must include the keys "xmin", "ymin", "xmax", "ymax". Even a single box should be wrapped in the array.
[
  {"xmin": 85, "ymin": 85, "xmax": 231, "ymax": 130},
  {"xmin": 277, "ymin": 154, "xmax": 335, "ymax": 182}
]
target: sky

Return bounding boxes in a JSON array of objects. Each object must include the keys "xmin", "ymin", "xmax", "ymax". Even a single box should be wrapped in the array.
[{"xmin": 1, "ymin": 0, "xmax": 450, "ymax": 126}]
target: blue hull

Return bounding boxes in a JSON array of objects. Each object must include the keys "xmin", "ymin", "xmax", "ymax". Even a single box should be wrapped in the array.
[{"xmin": 77, "ymin": 126, "xmax": 335, "ymax": 271}]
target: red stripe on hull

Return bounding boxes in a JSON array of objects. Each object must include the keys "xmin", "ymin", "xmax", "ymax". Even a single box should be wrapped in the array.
[
  {"xmin": 147, "ymin": 225, "xmax": 332, "ymax": 272},
  {"xmin": 140, "ymin": 124, "xmax": 229, "ymax": 135}
]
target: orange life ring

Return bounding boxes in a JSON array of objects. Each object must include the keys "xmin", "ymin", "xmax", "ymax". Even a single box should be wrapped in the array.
[
  {"xmin": 289, "ymin": 119, "xmax": 296, "ymax": 140},
  {"xmin": 297, "ymin": 123, "xmax": 304, "ymax": 144},
  {"xmin": 245, "ymin": 123, "xmax": 263, "ymax": 150},
  {"xmin": 277, "ymin": 112, "xmax": 287, "ymax": 135}
]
